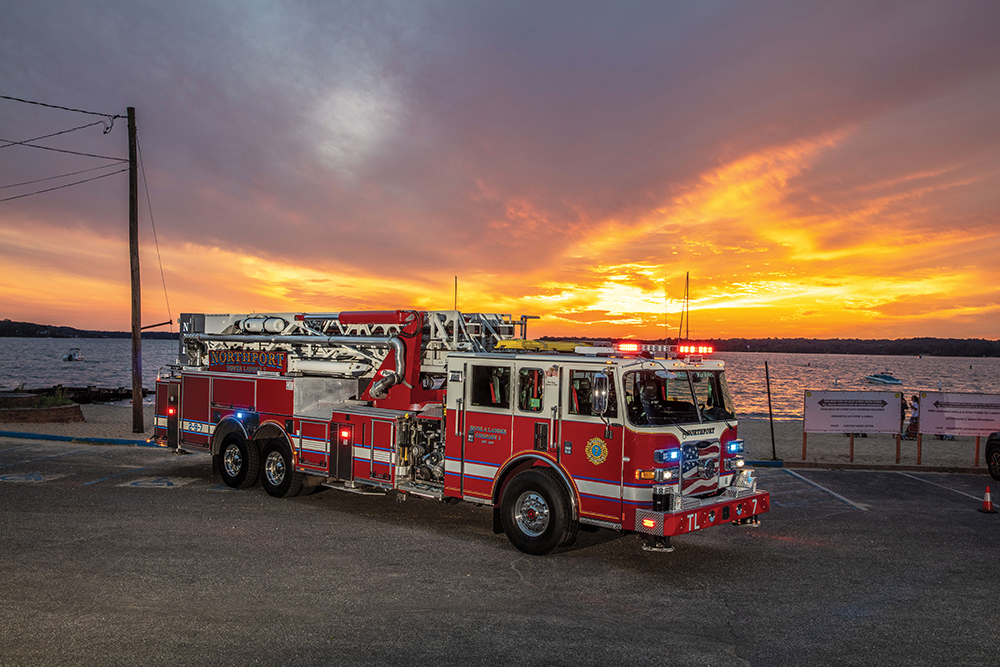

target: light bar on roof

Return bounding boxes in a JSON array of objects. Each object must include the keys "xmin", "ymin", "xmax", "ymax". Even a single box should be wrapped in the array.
[
  {"xmin": 677, "ymin": 344, "xmax": 714, "ymax": 355},
  {"xmin": 613, "ymin": 342, "xmax": 672, "ymax": 356}
]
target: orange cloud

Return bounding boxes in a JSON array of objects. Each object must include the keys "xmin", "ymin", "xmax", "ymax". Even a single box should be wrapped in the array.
[{"xmin": 3, "ymin": 132, "xmax": 997, "ymax": 340}]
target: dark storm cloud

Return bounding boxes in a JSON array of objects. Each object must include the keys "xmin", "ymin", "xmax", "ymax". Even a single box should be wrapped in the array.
[{"xmin": 2, "ymin": 0, "xmax": 999, "ymax": 334}]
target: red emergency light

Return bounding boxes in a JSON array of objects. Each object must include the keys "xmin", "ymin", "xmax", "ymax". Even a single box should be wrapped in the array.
[
  {"xmin": 614, "ymin": 341, "xmax": 671, "ymax": 357},
  {"xmin": 677, "ymin": 343, "xmax": 714, "ymax": 355},
  {"xmin": 339, "ymin": 428, "xmax": 351, "ymax": 439}
]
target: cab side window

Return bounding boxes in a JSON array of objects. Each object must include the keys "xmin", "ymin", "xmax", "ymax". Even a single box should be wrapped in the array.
[
  {"xmin": 517, "ymin": 368, "xmax": 544, "ymax": 412},
  {"xmin": 470, "ymin": 365, "xmax": 511, "ymax": 409},
  {"xmin": 568, "ymin": 369, "xmax": 618, "ymax": 418}
]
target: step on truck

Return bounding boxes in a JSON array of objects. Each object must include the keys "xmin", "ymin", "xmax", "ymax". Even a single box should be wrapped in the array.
[{"xmin": 153, "ymin": 310, "xmax": 769, "ymax": 554}]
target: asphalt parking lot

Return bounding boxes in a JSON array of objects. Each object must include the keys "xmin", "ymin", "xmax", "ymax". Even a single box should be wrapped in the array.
[{"xmin": 1, "ymin": 438, "xmax": 997, "ymax": 667}]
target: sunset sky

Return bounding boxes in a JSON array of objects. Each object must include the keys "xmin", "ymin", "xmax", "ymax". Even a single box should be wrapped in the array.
[{"xmin": 2, "ymin": 1, "xmax": 998, "ymax": 340}]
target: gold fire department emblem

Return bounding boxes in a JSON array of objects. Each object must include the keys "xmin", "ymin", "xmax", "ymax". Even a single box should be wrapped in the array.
[{"xmin": 586, "ymin": 438, "xmax": 608, "ymax": 465}]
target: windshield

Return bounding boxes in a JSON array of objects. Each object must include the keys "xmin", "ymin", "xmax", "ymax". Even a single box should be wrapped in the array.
[{"xmin": 623, "ymin": 369, "xmax": 735, "ymax": 426}]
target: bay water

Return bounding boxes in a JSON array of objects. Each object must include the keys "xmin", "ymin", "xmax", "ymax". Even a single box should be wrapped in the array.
[{"xmin": 1, "ymin": 337, "xmax": 997, "ymax": 420}]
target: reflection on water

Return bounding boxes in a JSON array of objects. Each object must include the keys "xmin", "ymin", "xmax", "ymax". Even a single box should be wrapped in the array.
[{"xmin": 2, "ymin": 339, "xmax": 998, "ymax": 420}]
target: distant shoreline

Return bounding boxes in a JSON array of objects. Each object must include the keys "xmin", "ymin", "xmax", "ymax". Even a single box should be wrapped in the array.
[
  {"xmin": 539, "ymin": 335, "xmax": 999, "ymax": 357},
  {"xmin": 2, "ymin": 319, "xmax": 996, "ymax": 356},
  {"xmin": 1, "ymin": 320, "xmax": 176, "ymax": 339}
]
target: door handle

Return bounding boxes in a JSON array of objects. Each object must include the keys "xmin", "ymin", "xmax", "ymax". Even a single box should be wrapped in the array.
[{"xmin": 549, "ymin": 405, "xmax": 558, "ymax": 450}]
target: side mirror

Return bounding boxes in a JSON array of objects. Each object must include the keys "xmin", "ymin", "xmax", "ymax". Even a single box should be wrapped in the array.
[{"xmin": 591, "ymin": 373, "xmax": 609, "ymax": 415}]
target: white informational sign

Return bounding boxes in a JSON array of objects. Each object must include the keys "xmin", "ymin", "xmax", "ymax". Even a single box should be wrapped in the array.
[
  {"xmin": 803, "ymin": 390, "xmax": 904, "ymax": 434},
  {"xmin": 918, "ymin": 392, "xmax": 1000, "ymax": 437}
]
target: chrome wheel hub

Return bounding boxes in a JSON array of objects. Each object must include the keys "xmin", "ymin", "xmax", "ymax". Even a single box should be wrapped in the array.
[
  {"xmin": 223, "ymin": 444, "xmax": 242, "ymax": 477},
  {"xmin": 514, "ymin": 491, "xmax": 550, "ymax": 537},
  {"xmin": 264, "ymin": 450, "xmax": 286, "ymax": 486}
]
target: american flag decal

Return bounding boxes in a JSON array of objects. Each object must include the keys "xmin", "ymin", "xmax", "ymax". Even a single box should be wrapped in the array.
[{"xmin": 681, "ymin": 438, "xmax": 721, "ymax": 496}]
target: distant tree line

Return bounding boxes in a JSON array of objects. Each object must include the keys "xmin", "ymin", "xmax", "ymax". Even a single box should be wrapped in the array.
[
  {"xmin": 714, "ymin": 337, "xmax": 1000, "ymax": 357},
  {"xmin": 539, "ymin": 335, "xmax": 999, "ymax": 357},
  {"xmin": 3, "ymin": 319, "xmax": 997, "ymax": 356},
  {"xmin": 0, "ymin": 319, "xmax": 176, "ymax": 340}
]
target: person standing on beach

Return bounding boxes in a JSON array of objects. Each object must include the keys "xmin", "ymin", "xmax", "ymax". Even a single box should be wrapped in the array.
[
  {"xmin": 905, "ymin": 395, "xmax": 920, "ymax": 439},
  {"xmin": 900, "ymin": 396, "xmax": 909, "ymax": 436}
]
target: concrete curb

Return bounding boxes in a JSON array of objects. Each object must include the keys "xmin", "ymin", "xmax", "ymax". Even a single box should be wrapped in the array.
[
  {"xmin": 747, "ymin": 459, "xmax": 784, "ymax": 467},
  {"xmin": 0, "ymin": 430, "xmax": 161, "ymax": 448}
]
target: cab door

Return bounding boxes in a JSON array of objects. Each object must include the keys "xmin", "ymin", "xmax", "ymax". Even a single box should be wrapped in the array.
[
  {"xmin": 557, "ymin": 366, "xmax": 624, "ymax": 525},
  {"xmin": 512, "ymin": 365, "xmax": 556, "ymax": 456},
  {"xmin": 458, "ymin": 361, "xmax": 514, "ymax": 501}
]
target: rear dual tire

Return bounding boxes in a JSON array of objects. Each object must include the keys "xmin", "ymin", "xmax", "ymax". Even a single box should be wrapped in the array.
[
  {"xmin": 218, "ymin": 435, "xmax": 259, "ymax": 489},
  {"xmin": 261, "ymin": 439, "xmax": 304, "ymax": 498}
]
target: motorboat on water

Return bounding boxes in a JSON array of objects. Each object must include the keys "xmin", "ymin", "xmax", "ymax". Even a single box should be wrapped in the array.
[
  {"xmin": 62, "ymin": 347, "xmax": 84, "ymax": 362},
  {"xmin": 864, "ymin": 370, "xmax": 901, "ymax": 385}
]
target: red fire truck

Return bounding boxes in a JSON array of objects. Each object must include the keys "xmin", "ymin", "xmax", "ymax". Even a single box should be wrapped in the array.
[{"xmin": 153, "ymin": 309, "xmax": 768, "ymax": 554}]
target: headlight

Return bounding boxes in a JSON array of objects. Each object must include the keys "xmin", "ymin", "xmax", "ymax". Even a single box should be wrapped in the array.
[
  {"xmin": 724, "ymin": 457, "xmax": 745, "ymax": 471},
  {"xmin": 654, "ymin": 468, "xmax": 677, "ymax": 482}
]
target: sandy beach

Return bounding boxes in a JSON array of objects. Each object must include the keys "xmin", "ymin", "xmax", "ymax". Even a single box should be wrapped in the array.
[
  {"xmin": 737, "ymin": 418, "xmax": 988, "ymax": 472},
  {"xmin": 0, "ymin": 405, "xmax": 989, "ymax": 473},
  {"xmin": 2, "ymin": 404, "xmax": 157, "ymax": 442}
]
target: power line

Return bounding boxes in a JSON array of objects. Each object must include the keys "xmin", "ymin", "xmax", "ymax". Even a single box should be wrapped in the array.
[
  {"xmin": 0, "ymin": 162, "xmax": 123, "ymax": 190},
  {"xmin": 0, "ymin": 94, "xmax": 121, "ymax": 119},
  {"xmin": 0, "ymin": 136, "xmax": 126, "ymax": 162},
  {"xmin": 0, "ymin": 167, "xmax": 127, "ymax": 203},
  {"xmin": 136, "ymin": 134, "xmax": 172, "ymax": 330},
  {"xmin": 0, "ymin": 120, "xmax": 113, "ymax": 151}
]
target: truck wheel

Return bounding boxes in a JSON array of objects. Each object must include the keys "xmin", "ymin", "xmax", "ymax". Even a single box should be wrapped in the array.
[
  {"xmin": 219, "ymin": 435, "xmax": 259, "ymax": 489},
  {"xmin": 986, "ymin": 434, "xmax": 1000, "ymax": 482},
  {"xmin": 261, "ymin": 439, "xmax": 303, "ymax": 498},
  {"xmin": 501, "ymin": 468, "xmax": 572, "ymax": 555},
  {"xmin": 560, "ymin": 516, "xmax": 580, "ymax": 548}
]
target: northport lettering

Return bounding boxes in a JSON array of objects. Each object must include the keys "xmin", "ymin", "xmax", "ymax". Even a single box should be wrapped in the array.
[{"xmin": 208, "ymin": 350, "xmax": 287, "ymax": 374}]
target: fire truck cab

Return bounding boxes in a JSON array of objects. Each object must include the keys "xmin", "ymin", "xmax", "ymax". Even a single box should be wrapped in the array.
[{"xmin": 154, "ymin": 310, "xmax": 768, "ymax": 554}]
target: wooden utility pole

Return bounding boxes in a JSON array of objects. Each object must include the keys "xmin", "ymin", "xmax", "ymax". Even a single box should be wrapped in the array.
[{"xmin": 128, "ymin": 107, "xmax": 143, "ymax": 433}]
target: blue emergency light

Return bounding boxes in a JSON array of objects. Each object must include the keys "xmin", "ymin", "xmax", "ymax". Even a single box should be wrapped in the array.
[{"xmin": 653, "ymin": 449, "xmax": 681, "ymax": 464}]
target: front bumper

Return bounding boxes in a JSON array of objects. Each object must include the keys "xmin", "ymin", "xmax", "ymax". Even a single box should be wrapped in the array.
[{"xmin": 635, "ymin": 489, "xmax": 770, "ymax": 537}]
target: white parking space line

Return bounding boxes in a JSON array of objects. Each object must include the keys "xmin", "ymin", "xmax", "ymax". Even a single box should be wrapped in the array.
[
  {"xmin": 81, "ymin": 461, "xmax": 175, "ymax": 486},
  {"xmin": 0, "ymin": 449, "xmax": 88, "ymax": 469},
  {"xmin": 782, "ymin": 469, "xmax": 868, "ymax": 511},
  {"xmin": 0, "ymin": 443, "xmax": 39, "ymax": 454},
  {"xmin": 895, "ymin": 472, "xmax": 983, "ymax": 501}
]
